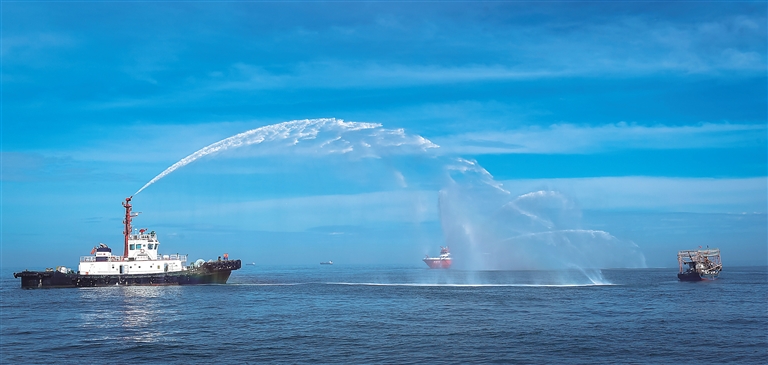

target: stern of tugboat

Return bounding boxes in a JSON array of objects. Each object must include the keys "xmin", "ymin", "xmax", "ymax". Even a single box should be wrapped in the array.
[
  {"xmin": 183, "ymin": 259, "xmax": 242, "ymax": 284},
  {"xmin": 14, "ymin": 269, "xmax": 77, "ymax": 289}
]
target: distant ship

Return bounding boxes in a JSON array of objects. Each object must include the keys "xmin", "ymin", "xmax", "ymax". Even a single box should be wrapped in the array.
[
  {"xmin": 423, "ymin": 246, "xmax": 451, "ymax": 269},
  {"xmin": 320, "ymin": 261, "xmax": 333, "ymax": 265},
  {"xmin": 13, "ymin": 196, "xmax": 241, "ymax": 289},
  {"xmin": 677, "ymin": 248, "xmax": 722, "ymax": 281}
]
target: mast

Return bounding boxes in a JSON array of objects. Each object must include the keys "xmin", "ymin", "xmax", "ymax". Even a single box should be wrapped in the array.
[{"xmin": 122, "ymin": 196, "xmax": 133, "ymax": 259}]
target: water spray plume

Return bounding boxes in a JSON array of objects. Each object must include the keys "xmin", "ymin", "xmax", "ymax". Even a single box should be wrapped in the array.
[
  {"xmin": 439, "ymin": 183, "xmax": 647, "ymax": 281},
  {"xmin": 131, "ymin": 117, "xmax": 646, "ymax": 282},
  {"xmin": 134, "ymin": 118, "xmax": 438, "ymax": 195}
]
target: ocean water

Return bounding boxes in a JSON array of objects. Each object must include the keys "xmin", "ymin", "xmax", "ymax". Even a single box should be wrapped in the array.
[{"xmin": 1, "ymin": 265, "xmax": 766, "ymax": 364}]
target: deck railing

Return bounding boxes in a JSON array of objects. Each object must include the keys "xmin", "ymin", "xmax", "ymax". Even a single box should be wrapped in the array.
[
  {"xmin": 80, "ymin": 254, "xmax": 187, "ymax": 263},
  {"xmin": 129, "ymin": 234, "xmax": 158, "ymax": 242}
]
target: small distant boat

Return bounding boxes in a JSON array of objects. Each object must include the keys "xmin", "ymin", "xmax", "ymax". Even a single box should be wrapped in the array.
[
  {"xmin": 246, "ymin": 262, "xmax": 256, "ymax": 266},
  {"xmin": 423, "ymin": 246, "xmax": 451, "ymax": 269},
  {"xmin": 320, "ymin": 261, "xmax": 333, "ymax": 265},
  {"xmin": 677, "ymin": 247, "xmax": 722, "ymax": 281}
]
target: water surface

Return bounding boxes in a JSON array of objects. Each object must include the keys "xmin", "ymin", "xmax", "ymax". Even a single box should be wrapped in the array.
[{"xmin": 2, "ymin": 265, "xmax": 765, "ymax": 364}]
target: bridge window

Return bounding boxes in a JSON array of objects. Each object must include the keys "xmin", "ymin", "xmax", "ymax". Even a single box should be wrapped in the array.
[
  {"xmin": 148, "ymin": 244, "xmax": 154, "ymax": 250},
  {"xmin": 129, "ymin": 244, "xmax": 135, "ymax": 250}
]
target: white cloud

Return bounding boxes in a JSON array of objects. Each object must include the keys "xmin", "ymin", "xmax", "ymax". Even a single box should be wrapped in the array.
[
  {"xmin": 434, "ymin": 122, "xmax": 767, "ymax": 155},
  {"xmin": 200, "ymin": 13, "xmax": 766, "ymax": 91},
  {"xmin": 150, "ymin": 190, "xmax": 439, "ymax": 232},
  {"xmin": 208, "ymin": 62, "xmax": 566, "ymax": 91},
  {"xmin": 1, "ymin": 32, "xmax": 77, "ymax": 59},
  {"xmin": 501, "ymin": 176, "xmax": 767, "ymax": 213},
  {"xmin": 41, "ymin": 121, "xmax": 258, "ymax": 164}
]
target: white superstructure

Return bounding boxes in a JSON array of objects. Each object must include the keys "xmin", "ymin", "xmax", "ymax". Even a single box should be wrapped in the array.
[
  {"xmin": 77, "ymin": 196, "xmax": 189, "ymax": 276},
  {"xmin": 78, "ymin": 231, "xmax": 188, "ymax": 275}
]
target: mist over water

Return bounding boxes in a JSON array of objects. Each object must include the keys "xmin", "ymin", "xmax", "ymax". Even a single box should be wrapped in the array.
[
  {"xmin": 439, "ymin": 177, "xmax": 647, "ymax": 279},
  {"xmin": 136, "ymin": 118, "xmax": 646, "ymax": 282},
  {"xmin": 437, "ymin": 164, "xmax": 646, "ymax": 284}
]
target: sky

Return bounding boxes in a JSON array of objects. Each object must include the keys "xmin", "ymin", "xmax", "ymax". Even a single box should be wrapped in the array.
[{"xmin": 2, "ymin": 1, "xmax": 766, "ymax": 269}]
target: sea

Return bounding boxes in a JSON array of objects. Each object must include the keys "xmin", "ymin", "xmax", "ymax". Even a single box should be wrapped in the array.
[{"xmin": 1, "ymin": 265, "xmax": 766, "ymax": 364}]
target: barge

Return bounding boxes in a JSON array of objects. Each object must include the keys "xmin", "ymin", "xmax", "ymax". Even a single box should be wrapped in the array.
[{"xmin": 677, "ymin": 248, "xmax": 722, "ymax": 281}]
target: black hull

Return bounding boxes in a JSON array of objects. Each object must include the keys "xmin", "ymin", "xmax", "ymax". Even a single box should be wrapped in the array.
[
  {"xmin": 677, "ymin": 272, "xmax": 703, "ymax": 281},
  {"xmin": 13, "ymin": 260, "xmax": 241, "ymax": 289}
]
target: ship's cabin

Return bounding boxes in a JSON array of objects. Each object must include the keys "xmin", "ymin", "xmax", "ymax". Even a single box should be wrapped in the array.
[
  {"xmin": 94, "ymin": 243, "xmax": 112, "ymax": 262},
  {"xmin": 127, "ymin": 229, "xmax": 160, "ymax": 261},
  {"xmin": 81, "ymin": 228, "xmax": 189, "ymax": 266}
]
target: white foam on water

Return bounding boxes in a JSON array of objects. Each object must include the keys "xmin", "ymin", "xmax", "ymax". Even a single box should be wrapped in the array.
[
  {"xmin": 325, "ymin": 282, "xmax": 615, "ymax": 287},
  {"xmin": 228, "ymin": 283, "xmax": 309, "ymax": 286}
]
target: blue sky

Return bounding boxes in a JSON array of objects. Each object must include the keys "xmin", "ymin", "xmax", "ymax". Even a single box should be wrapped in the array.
[{"xmin": 2, "ymin": 1, "xmax": 766, "ymax": 269}]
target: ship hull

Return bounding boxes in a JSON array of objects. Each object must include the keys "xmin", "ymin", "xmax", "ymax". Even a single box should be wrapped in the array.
[
  {"xmin": 14, "ymin": 260, "xmax": 241, "ymax": 289},
  {"xmin": 677, "ymin": 271, "xmax": 718, "ymax": 281},
  {"xmin": 677, "ymin": 272, "xmax": 703, "ymax": 281},
  {"xmin": 423, "ymin": 259, "xmax": 451, "ymax": 269}
]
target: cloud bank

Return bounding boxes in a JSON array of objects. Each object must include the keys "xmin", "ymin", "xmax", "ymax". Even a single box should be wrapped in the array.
[{"xmin": 435, "ymin": 122, "xmax": 766, "ymax": 155}]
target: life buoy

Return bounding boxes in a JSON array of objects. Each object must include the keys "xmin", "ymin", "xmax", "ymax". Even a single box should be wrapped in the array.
[{"xmin": 140, "ymin": 249, "xmax": 145, "ymax": 253}]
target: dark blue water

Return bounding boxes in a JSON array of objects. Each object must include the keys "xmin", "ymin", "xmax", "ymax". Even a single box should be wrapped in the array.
[{"xmin": 2, "ymin": 265, "xmax": 766, "ymax": 364}]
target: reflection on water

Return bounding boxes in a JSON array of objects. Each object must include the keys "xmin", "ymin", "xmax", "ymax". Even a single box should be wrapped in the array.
[{"xmin": 77, "ymin": 286, "xmax": 184, "ymax": 344}]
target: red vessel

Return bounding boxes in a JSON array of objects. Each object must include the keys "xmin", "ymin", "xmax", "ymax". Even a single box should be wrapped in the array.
[{"xmin": 423, "ymin": 246, "xmax": 452, "ymax": 269}]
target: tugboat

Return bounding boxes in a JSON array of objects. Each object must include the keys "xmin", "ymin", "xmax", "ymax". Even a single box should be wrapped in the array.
[
  {"xmin": 13, "ymin": 196, "xmax": 241, "ymax": 289},
  {"xmin": 677, "ymin": 247, "xmax": 722, "ymax": 281},
  {"xmin": 423, "ymin": 246, "xmax": 452, "ymax": 269}
]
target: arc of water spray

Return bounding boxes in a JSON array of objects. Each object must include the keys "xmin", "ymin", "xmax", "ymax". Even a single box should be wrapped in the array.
[
  {"xmin": 134, "ymin": 118, "xmax": 438, "ymax": 196},
  {"xmin": 500, "ymin": 229, "xmax": 618, "ymax": 243},
  {"xmin": 447, "ymin": 158, "xmax": 510, "ymax": 194}
]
